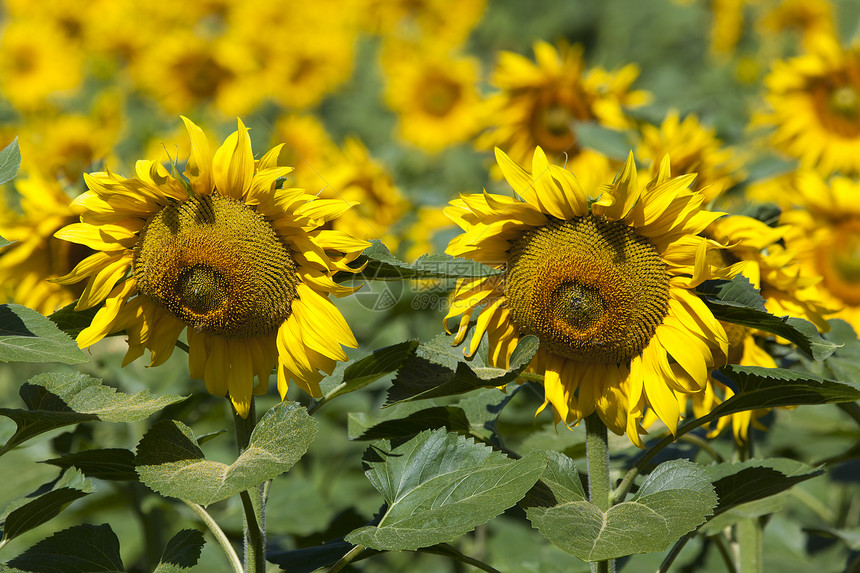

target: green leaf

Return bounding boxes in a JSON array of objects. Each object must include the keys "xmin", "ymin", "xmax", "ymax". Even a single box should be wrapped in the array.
[
  {"xmin": 1, "ymin": 469, "xmax": 95, "ymax": 542},
  {"xmin": 351, "ymin": 240, "xmax": 503, "ymax": 280},
  {"xmin": 809, "ymin": 526, "xmax": 860, "ymax": 550},
  {"xmin": 799, "ymin": 319, "xmax": 860, "ymax": 383},
  {"xmin": 712, "ymin": 365, "xmax": 860, "ymax": 418},
  {"xmin": 345, "ymin": 429, "xmax": 546, "ymax": 551},
  {"xmin": 0, "ymin": 138, "xmax": 21, "ymax": 186},
  {"xmin": 135, "ymin": 401, "xmax": 318, "ymax": 506},
  {"xmin": 153, "ymin": 529, "xmax": 205, "ymax": 572},
  {"xmin": 696, "ymin": 276, "xmax": 838, "ymax": 360},
  {"xmin": 348, "ymin": 406, "xmax": 471, "ymax": 440},
  {"xmin": 0, "ymin": 235, "xmax": 12, "ymax": 249},
  {"xmin": 7, "ymin": 523, "xmax": 124, "ymax": 572},
  {"xmin": 0, "ymin": 304, "xmax": 88, "ymax": 364},
  {"xmin": 47, "ymin": 303, "xmax": 101, "ymax": 339},
  {"xmin": 707, "ymin": 458, "xmax": 823, "ymax": 515},
  {"xmin": 266, "ymin": 542, "xmax": 357, "ymax": 573},
  {"xmin": 386, "ymin": 334, "xmax": 539, "ymax": 405},
  {"xmin": 0, "ymin": 373, "xmax": 187, "ymax": 454},
  {"xmin": 321, "ymin": 340, "xmax": 418, "ymax": 401},
  {"xmin": 527, "ymin": 459, "xmax": 717, "ymax": 561},
  {"xmin": 43, "ymin": 449, "xmax": 138, "ymax": 481}
]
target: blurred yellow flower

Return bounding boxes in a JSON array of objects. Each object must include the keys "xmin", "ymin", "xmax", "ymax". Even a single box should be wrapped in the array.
[
  {"xmin": 445, "ymin": 147, "xmax": 728, "ymax": 446},
  {"xmin": 53, "ymin": 117, "xmax": 369, "ymax": 417},
  {"xmin": 0, "ymin": 172, "xmax": 89, "ymax": 315},
  {"xmin": 0, "ymin": 19, "xmax": 83, "ymax": 111},
  {"xmin": 362, "ymin": 0, "xmax": 486, "ymax": 47},
  {"xmin": 381, "ymin": 40, "xmax": 483, "ymax": 153},
  {"xmin": 477, "ymin": 41, "xmax": 650, "ymax": 167},
  {"xmin": 754, "ymin": 34, "xmax": 860, "ymax": 175},
  {"xmin": 636, "ymin": 111, "xmax": 743, "ymax": 203}
]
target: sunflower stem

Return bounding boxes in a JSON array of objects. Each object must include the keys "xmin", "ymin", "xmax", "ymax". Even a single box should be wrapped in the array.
[
  {"xmin": 735, "ymin": 518, "xmax": 763, "ymax": 573},
  {"xmin": 585, "ymin": 413, "xmax": 614, "ymax": 573},
  {"xmin": 328, "ymin": 544, "xmax": 366, "ymax": 572},
  {"xmin": 182, "ymin": 499, "xmax": 243, "ymax": 573},
  {"xmin": 233, "ymin": 399, "xmax": 266, "ymax": 573}
]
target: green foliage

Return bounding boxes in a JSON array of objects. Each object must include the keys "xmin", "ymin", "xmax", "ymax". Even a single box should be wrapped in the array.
[
  {"xmin": 696, "ymin": 277, "xmax": 838, "ymax": 360},
  {"xmin": 0, "ymin": 305, "xmax": 87, "ymax": 365},
  {"xmin": 0, "ymin": 138, "xmax": 20, "ymax": 187},
  {"xmin": 6, "ymin": 524, "xmax": 124, "ymax": 573},
  {"xmin": 528, "ymin": 458, "xmax": 718, "ymax": 561},
  {"xmin": 345, "ymin": 429, "xmax": 546, "ymax": 551},
  {"xmin": 135, "ymin": 401, "xmax": 317, "ymax": 506},
  {"xmin": 43, "ymin": 449, "xmax": 137, "ymax": 481},
  {"xmin": 351, "ymin": 240, "xmax": 503, "ymax": 281},
  {"xmin": 0, "ymin": 469, "xmax": 94, "ymax": 543},
  {"xmin": 0, "ymin": 373, "xmax": 186, "ymax": 455},
  {"xmin": 153, "ymin": 530, "xmax": 205, "ymax": 572},
  {"xmin": 386, "ymin": 334, "xmax": 539, "ymax": 405},
  {"xmin": 320, "ymin": 340, "xmax": 419, "ymax": 402}
]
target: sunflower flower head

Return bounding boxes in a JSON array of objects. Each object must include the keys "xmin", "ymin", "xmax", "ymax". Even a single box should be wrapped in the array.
[
  {"xmin": 54, "ymin": 117, "xmax": 370, "ymax": 417},
  {"xmin": 445, "ymin": 148, "xmax": 729, "ymax": 446}
]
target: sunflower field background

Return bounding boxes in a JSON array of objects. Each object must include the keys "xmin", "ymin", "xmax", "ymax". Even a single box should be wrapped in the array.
[{"xmin": 1, "ymin": 0, "xmax": 860, "ymax": 572}]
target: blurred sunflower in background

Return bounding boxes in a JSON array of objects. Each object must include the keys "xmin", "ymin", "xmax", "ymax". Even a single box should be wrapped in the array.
[
  {"xmin": 677, "ymin": 214, "xmax": 833, "ymax": 443},
  {"xmin": 380, "ymin": 39, "xmax": 483, "ymax": 153},
  {"xmin": 477, "ymin": 41, "xmax": 650, "ymax": 167},
  {"xmin": 53, "ymin": 117, "xmax": 369, "ymax": 417},
  {"xmin": 445, "ymin": 147, "xmax": 729, "ymax": 445},
  {"xmin": 0, "ymin": 172, "xmax": 89, "ymax": 315},
  {"xmin": 755, "ymin": 33, "xmax": 860, "ymax": 175}
]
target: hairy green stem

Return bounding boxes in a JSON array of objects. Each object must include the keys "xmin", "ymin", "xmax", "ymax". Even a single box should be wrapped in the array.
[
  {"xmin": 233, "ymin": 399, "xmax": 265, "ymax": 573},
  {"xmin": 736, "ymin": 518, "xmax": 762, "ymax": 573},
  {"xmin": 182, "ymin": 499, "xmax": 242, "ymax": 573},
  {"xmin": 585, "ymin": 413, "xmax": 614, "ymax": 573},
  {"xmin": 328, "ymin": 544, "xmax": 365, "ymax": 572},
  {"xmin": 420, "ymin": 543, "xmax": 502, "ymax": 573}
]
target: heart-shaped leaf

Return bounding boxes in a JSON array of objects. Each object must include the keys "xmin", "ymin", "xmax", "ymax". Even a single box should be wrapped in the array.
[
  {"xmin": 345, "ymin": 429, "xmax": 546, "ymax": 551},
  {"xmin": 135, "ymin": 401, "xmax": 317, "ymax": 506},
  {"xmin": 528, "ymin": 459, "xmax": 717, "ymax": 561}
]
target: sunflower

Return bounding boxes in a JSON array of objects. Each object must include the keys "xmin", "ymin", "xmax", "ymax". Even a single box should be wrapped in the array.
[
  {"xmin": 445, "ymin": 147, "xmax": 729, "ymax": 445},
  {"xmin": 53, "ymin": 117, "xmax": 369, "ymax": 417},
  {"xmin": 682, "ymin": 214, "xmax": 833, "ymax": 443},
  {"xmin": 477, "ymin": 41, "xmax": 650, "ymax": 168},
  {"xmin": 635, "ymin": 111, "xmax": 742, "ymax": 204},
  {"xmin": 0, "ymin": 172, "xmax": 89, "ymax": 314},
  {"xmin": 754, "ymin": 34, "xmax": 860, "ymax": 175},
  {"xmin": 380, "ymin": 40, "xmax": 483, "ymax": 153},
  {"xmin": 774, "ymin": 170, "xmax": 860, "ymax": 332}
]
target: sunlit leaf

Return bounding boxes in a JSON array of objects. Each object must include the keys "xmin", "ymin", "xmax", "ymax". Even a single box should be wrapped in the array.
[
  {"xmin": 321, "ymin": 340, "xmax": 418, "ymax": 401},
  {"xmin": 345, "ymin": 429, "xmax": 546, "ymax": 550},
  {"xmin": 135, "ymin": 401, "xmax": 317, "ymax": 506},
  {"xmin": 350, "ymin": 240, "xmax": 503, "ymax": 281},
  {"xmin": 0, "ymin": 304, "xmax": 87, "ymax": 365},
  {"xmin": 7, "ymin": 523, "xmax": 124, "ymax": 572},
  {"xmin": 0, "ymin": 373, "xmax": 187, "ymax": 454},
  {"xmin": 528, "ymin": 459, "xmax": 717, "ymax": 561}
]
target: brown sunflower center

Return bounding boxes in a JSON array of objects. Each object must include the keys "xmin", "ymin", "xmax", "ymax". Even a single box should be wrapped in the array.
[
  {"xmin": 505, "ymin": 217, "xmax": 670, "ymax": 364},
  {"xmin": 420, "ymin": 72, "xmax": 462, "ymax": 117},
  {"xmin": 133, "ymin": 193, "xmax": 298, "ymax": 337},
  {"xmin": 818, "ymin": 218, "xmax": 860, "ymax": 305},
  {"xmin": 811, "ymin": 77, "xmax": 860, "ymax": 137}
]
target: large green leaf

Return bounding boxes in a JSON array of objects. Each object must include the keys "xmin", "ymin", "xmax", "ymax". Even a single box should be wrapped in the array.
[
  {"xmin": 0, "ymin": 373, "xmax": 187, "ymax": 454},
  {"xmin": 345, "ymin": 429, "xmax": 546, "ymax": 551},
  {"xmin": 0, "ymin": 138, "xmax": 21, "ymax": 186},
  {"xmin": 349, "ymin": 406, "xmax": 471, "ymax": 441},
  {"xmin": 0, "ymin": 304, "xmax": 87, "ymax": 365},
  {"xmin": 135, "ymin": 401, "xmax": 318, "ymax": 506},
  {"xmin": 386, "ymin": 334, "xmax": 539, "ymax": 405},
  {"xmin": 696, "ymin": 276, "xmax": 838, "ymax": 360},
  {"xmin": 350, "ymin": 240, "xmax": 503, "ymax": 281},
  {"xmin": 47, "ymin": 303, "xmax": 101, "ymax": 339},
  {"xmin": 1, "ymin": 469, "xmax": 94, "ymax": 542},
  {"xmin": 528, "ymin": 459, "xmax": 717, "ymax": 561},
  {"xmin": 7, "ymin": 523, "xmax": 124, "ymax": 573},
  {"xmin": 320, "ymin": 340, "xmax": 418, "ymax": 401},
  {"xmin": 698, "ymin": 459, "xmax": 822, "ymax": 535},
  {"xmin": 712, "ymin": 365, "xmax": 860, "ymax": 418},
  {"xmin": 153, "ymin": 530, "xmax": 205, "ymax": 572},
  {"xmin": 43, "ymin": 449, "xmax": 138, "ymax": 481}
]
